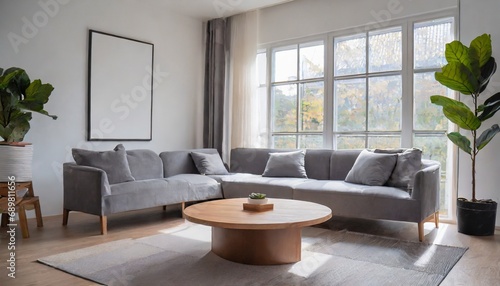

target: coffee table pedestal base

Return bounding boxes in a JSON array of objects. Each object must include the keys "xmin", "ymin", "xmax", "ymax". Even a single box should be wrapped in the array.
[{"xmin": 211, "ymin": 227, "xmax": 301, "ymax": 265}]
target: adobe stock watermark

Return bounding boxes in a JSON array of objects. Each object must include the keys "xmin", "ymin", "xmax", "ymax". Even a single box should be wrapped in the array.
[
  {"xmin": 213, "ymin": 0, "xmax": 243, "ymax": 18},
  {"xmin": 8, "ymin": 0, "xmax": 71, "ymax": 54},
  {"xmin": 5, "ymin": 176, "xmax": 17, "ymax": 279},
  {"xmin": 355, "ymin": 0, "xmax": 407, "ymax": 33}
]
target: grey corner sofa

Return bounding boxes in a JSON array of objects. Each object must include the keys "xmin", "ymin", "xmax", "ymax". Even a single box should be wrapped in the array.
[
  {"xmin": 63, "ymin": 147, "xmax": 441, "ymax": 241},
  {"xmin": 63, "ymin": 148, "xmax": 223, "ymax": 234}
]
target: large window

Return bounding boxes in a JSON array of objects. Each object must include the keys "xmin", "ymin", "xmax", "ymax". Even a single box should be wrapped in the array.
[
  {"xmin": 271, "ymin": 42, "xmax": 325, "ymax": 148},
  {"xmin": 265, "ymin": 15, "xmax": 455, "ymax": 217}
]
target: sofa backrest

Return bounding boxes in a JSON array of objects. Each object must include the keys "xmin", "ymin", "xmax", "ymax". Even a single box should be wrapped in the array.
[
  {"xmin": 229, "ymin": 148, "xmax": 334, "ymax": 180},
  {"xmin": 126, "ymin": 149, "xmax": 163, "ymax": 180},
  {"xmin": 329, "ymin": 149, "xmax": 363, "ymax": 180},
  {"xmin": 159, "ymin": 149, "xmax": 219, "ymax": 177}
]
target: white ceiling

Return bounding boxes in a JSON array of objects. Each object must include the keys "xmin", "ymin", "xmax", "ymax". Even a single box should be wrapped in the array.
[{"xmin": 141, "ymin": 0, "xmax": 294, "ymax": 20}]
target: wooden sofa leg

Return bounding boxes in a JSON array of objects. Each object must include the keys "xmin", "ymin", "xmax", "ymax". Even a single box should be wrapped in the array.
[
  {"xmin": 418, "ymin": 222, "xmax": 424, "ymax": 242},
  {"xmin": 100, "ymin": 216, "xmax": 107, "ymax": 235},
  {"xmin": 434, "ymin": 211, "xmax": 439, "ymax": 228},
  {"xmin": 418, "ymin": 211, "xmax": 440, "ymax": 242},
  {"xmin": 62, "ymin": 209, "xmax": 70, "ymax": 226}
]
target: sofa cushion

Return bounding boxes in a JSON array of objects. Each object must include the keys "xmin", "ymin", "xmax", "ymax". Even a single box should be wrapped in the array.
[
  {"xmin": 330, "ymin": 149, "xmax": 362, "ymax": 180},
  {"xmin": 304, "ymin": 149, "xmax": 333, "ymax": 180},
  {"xmin": 262, "ymin": 150, "xmax": 307, "ymax": 178},
  {"xmin": 220, "ymin": 173, "xmax": 309, "ymax": 199},
  {"xmin": 72, "ymin": 144, "xmax": 135, "ymax": 184},
  {"xmin": 293, "ymin": 180, "xmax": 418, "ymax": 222},
  {"xmin": 166, "ymin": 174, "xmax": 222, "ymax": 202},
  {"xmin": 190, "ymin": 152, "xmax": 229, "ymax": 175},
  {"xmin": 126, "ymin": 149, "xmax": 163, "ymax": 180},
  {"xmin": 374, "ymin": 148, "xmax": 422, "ymax": 189},
  {"xmin": 345, "ymin": 150, "xmax": 397, "ymax": 186}
]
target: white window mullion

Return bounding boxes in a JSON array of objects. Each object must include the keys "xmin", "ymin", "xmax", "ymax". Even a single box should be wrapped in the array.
[
  {"xmin": 401, "ymin": 21, "xmax": 413, "ymax": 147},
  {"xmin": 324, "ymin": 34, "xmax": 334, "ymax": 149}
]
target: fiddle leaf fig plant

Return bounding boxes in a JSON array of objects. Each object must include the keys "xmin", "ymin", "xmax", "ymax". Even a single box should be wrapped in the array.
[
  {"xmin": 0, "ymin": 67, "xmax": 57, "ymax": 143},
  {"xmin": 431, "ymin": 34, "xmax": 500, "ymax": 202}
]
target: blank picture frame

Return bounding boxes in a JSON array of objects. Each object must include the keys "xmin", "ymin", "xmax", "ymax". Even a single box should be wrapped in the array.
[{"xmin": 87, "ymin": 30, "xmax": 154, "ymax": 141}]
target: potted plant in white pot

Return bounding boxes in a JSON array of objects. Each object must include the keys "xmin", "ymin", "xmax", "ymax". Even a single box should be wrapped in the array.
[
  {"xmin": 0, "ymin": 67, "xmax": 57, "ymax": 182},
  {"xmin": 431, "ymin": 34, "xmax": 499, "ymax": 236}
]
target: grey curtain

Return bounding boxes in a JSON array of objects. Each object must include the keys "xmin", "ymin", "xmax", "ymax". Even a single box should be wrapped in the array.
[{"xmin": 203, "ymin": 18, "xmax": 229, "ymax": 156}]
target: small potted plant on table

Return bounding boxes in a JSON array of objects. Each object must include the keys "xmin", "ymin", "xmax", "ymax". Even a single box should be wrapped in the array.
[{"xmin": 248, "ymin": 193, "xmax": 268, "ymax": 205}]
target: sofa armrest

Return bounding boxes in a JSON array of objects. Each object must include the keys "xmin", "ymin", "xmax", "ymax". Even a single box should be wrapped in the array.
[
  {"xmin": 411, "ymin": 160, "xmax": 441, "ymax": 219},
  {"xmin": 63, "ymin": 163, "xmax": 111, "ymax": 216}
]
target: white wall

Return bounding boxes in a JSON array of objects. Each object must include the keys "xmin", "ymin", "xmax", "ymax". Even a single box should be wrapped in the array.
[
  {"xmin": 0, "ymin": 0, "xmax": 205, "ymax": 216},
  {"xmin": 258, "ymin": 0, "xmax": 458, "ymax": 44},
  {"xmin": 459, "ymin": 0, "xmax": 500, "ymax": 226}
]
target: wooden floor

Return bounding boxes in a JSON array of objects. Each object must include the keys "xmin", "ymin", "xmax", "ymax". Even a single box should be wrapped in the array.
[{"xmin": 0, "ymin": 206, "xmax": 499, "ymax": 286}]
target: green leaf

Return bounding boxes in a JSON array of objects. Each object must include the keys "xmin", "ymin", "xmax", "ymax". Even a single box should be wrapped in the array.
[
  {"xmin": 478, "ymin": 57, "xmax": 496, "ymax": 93},
  {"xmin": 0, "ymin": 69, "xmax": 24, "ymax": 89},
  {"xmin": 447, "ymin": 132, "xmax": 472, "ymax": 154},
  {"xmin": 435, "ymin": 62, "xmax": 478, "ymax": 95},
  {"xmin": 477, "ymin": 124, "xmax": 500, "ymax": 150},
  {"xmin": 445, "ymin": 41, "xmax": 471, "ymax": 67},
  {"xmin": 1, "ymin": 111, "xmax": 31, "ymax": 142},
  {"xmin": 478, "ymin": 92, "xmax": 500, "ymax": 121},
  {"xmin": 430, "ymin": 95, "xmax": 481, "ymax": 130},
  {"xmin": 470, "ymin": 34, "xmax": 492, "ymax": 67},
  {"xmin": 20, "ymin": 80, "xmax": 57, "ymax": 119},
  {"xmin": 468, "ymin": 45, "xmax": 481, "ymax": 80}
]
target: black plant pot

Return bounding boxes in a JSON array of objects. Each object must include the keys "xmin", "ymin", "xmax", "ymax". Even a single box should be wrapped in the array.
[{"xmin": 457, "ymin": 198, "xmax": 497, "ymax": 236}]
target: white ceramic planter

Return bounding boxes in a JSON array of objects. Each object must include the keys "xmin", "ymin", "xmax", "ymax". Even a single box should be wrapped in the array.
[
  {"xmin": 247, "ymin": 198, "xmax": 268, "ymax": 205},
  {"xmin": 0, "ymin": 144, "xmax": 33, "ymax": 182}
]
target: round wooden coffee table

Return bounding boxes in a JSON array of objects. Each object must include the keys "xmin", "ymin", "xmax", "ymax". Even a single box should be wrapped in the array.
[{"xmin": 183, "ymin": 198, "xmax": 332, "ymax": 265}]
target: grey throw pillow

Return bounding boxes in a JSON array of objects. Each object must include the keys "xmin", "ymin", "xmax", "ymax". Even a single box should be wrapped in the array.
[
  {"xmin": 72, "ymin": 144, "xmax": 135, "ymax": 184},
  {"xmin": 375, "ymin": 148, "xmax": 422, "ymax": 189},
  {"xmin": 190, "ymin": 152, "xmax": 229, "ymax": 175},
  {"xmin": 262, "ymin": 150, "xmax": 308, "ymax": 178},
  {"xmin": 345, "ymin": 149, "xmax": 397, "ymax": 186}
]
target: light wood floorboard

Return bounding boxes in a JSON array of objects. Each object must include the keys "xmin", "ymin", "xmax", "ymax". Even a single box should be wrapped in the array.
[{"xmin": 0, "ymin": 207, "xmax": 498, "ymax": 286}]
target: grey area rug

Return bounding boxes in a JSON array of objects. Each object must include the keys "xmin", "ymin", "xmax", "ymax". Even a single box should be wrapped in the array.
[{"xmin": 38, "ymin": 223, "xmax": 467, "ymax": 286}]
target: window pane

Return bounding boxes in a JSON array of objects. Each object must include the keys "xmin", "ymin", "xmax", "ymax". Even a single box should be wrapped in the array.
[
  {"xmin": 273, "ymin": 135, "xmax": 296, "ymax": 148},
  {"xmin": 414, "ymin": 135, "xmax": 449, "ymax": 216},
  {"xmin": 414, "ymin": 72, "xmax": 450, "ymax": 131},
  {"xmin": 368, "ymin": 135, "xmax": 401, "ymax": 149},
  {"xmin": 300, "ymin": 81, "xmax": 324, "ymax": 132},
  {"xmin": 368, "ymin": 75, "xmax": 401, "ymax": 131},
  {"xmin": 336, "ymin": 135, "xmax": 366, "ymax": 149},
  {"xmin": 334, "ymin": 78, "xmax": 366, "ymax": 131},
  {"xmin": 272, "ymin": 84, "xmax": 297, "ymax": 132},
  {"xmin": 299, "ymin": 135, "xmax": 323, "ymax": 149},
  {"xmin": 273, "ymin": 47, "xmax": 297, "ymax": 82},
  {"xmin": 369, "ymin": 27, "xmax": 402, "ymax": 72},
  {"xmin": 300, "ymin": 43, "xmax": 324, "ymax": 79},
  {"xmin": 334, "ymin": 34, "xmax": 366, "ymax": 76},
  {"xmin": 414, "ymin": 18, "xmax": 454, "ymax": 69}
]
